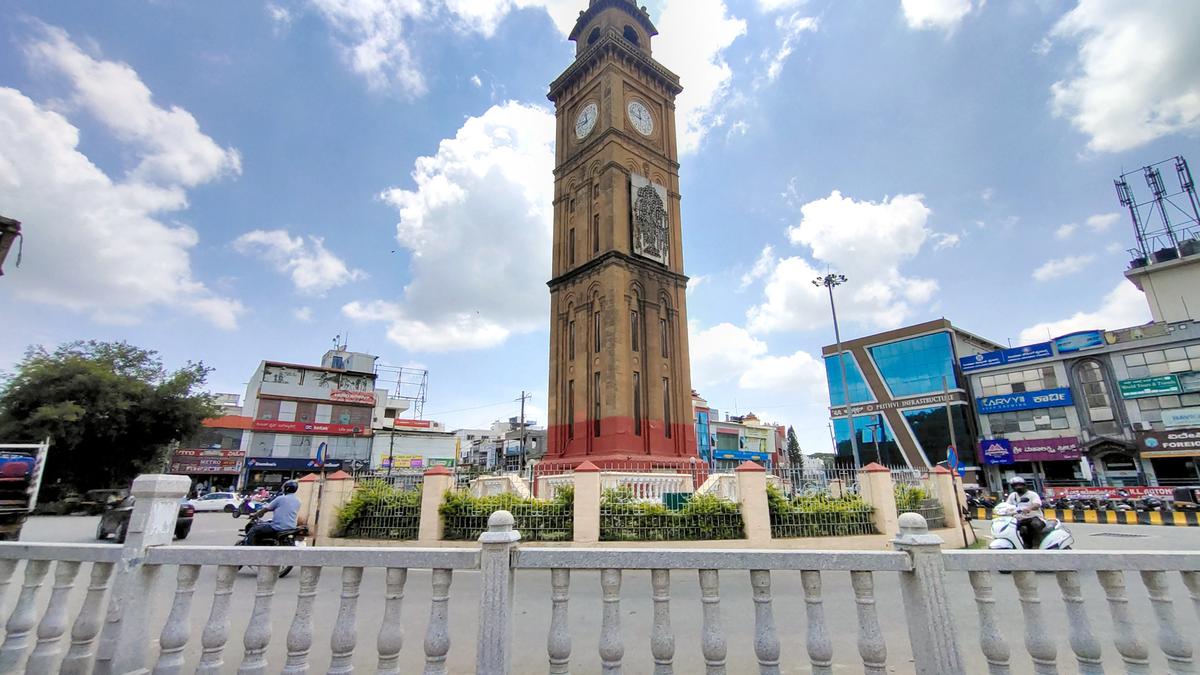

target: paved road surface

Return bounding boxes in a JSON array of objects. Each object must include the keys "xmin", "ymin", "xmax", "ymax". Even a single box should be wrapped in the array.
[{"xmin": 7, "ymin": 515, "xmax": 1199, "ymax": 673}]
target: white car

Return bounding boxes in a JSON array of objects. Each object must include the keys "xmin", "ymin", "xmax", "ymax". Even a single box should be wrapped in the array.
[{"xmin": 187, "ymin": 492, "xmax": 242, "ymax": 512}]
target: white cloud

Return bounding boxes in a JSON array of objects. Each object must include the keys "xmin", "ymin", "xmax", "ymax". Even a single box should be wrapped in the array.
[
  {"xmin": 267, "ymin": 3, "xmax": 293, "ymax": 32},
  {"xmin": 469, "ymin": 74, "xmax": 483, "ymax": 88},
  {"xmin": 1055, "ymin": 223, "xmax": 1077, "ymax": 239},
  {"xmin": 739, "ymin": 245, "xmax": 776, "ymax": 289},
  {"xmin": 1087, "ymin": 212, "xmax": 1120, "ymax": 232},
  {"xmin": 980, "ymin": 187, "xmax": 995, "ymax": 202},
  {"xmin": 687, "ymin": 274, "xmax": 710, "ymax": 294},
  {"xmin": 900, "ymin": 0, "xmax": 977, "ymax": 32},
  {"xmin": 1019, "ymin": 282, "xmax": 1150, "ymax": 344},
  {"xmin": 0, "ymin": 27, "xmax": 243, "ymax": 329},
  {"xmin": 747, "ymin": 191, "xmax": 938, "ymax": 333},
  {"xmin": 1049, "ymin": 0, "xmax": 1200, "ymax": 153},
  {"xmin": 931, "ymin": 232, "xmax": 961, "ymax": 250},
  {"xmin": 1032, "ymin": 254, "xmax": 1095, "ymax": 282},
  {"xmin": 234, "ymin": 229, "xmax": 365, "ymax": 294},
  {"xmin": 346, "ymin": 101, "xmax": 554, "ymax": 352},
  {"xmin": 764, "ymin": 12, "xmax": 818, "ymax": 83},
  {"xmin": 654, "ymin": 0, "xmax": 747, "ymax": 154},
  {"xmin": 25, "ymin": 25, "xmax": 242, "ymax": 187},
  {"xmin": 294, "ymin": 306, "xmax": 315, "ymax": 322},
  {"xmin": 308, "ymin": 0, "xmax": 428, "ymax": 94},
  {"xmin": 758, "ymin": 0, "xmax": 806, "ymax": 11}
]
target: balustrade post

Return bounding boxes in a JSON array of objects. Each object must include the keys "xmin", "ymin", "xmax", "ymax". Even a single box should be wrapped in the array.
[
  {"xmin": 477, "ymin": 510, "xmax": 520, "ymax": 674},
  {"xmin": 94, "ymin": 474, "xmax": 190, "ymax": 675},
  {"xmin": 418, "ymin": 466, "xmax": 454, "ymax": 543},
  {"xmin": 892, "ymin": 512, "xmax": 963, "ymax": 674},
  {"xmin": 859, "ymin": 463, "xmax": 899, "ymax": 536},
  {"xmin": 735, "ymin": 462, "xmax": 771, "ymax": 544},
  {"xmin": 573, "ymin": 462, "xmax": 601, "ymax": 543}
]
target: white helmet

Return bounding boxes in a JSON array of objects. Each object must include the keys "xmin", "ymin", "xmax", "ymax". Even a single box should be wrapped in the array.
[{"xmin": 1010, "ymin": 477, "xmax": 1027, "ymax": 486}]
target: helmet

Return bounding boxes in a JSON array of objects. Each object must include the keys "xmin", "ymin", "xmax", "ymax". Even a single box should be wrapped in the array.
[
  {"xmin": 1010, "ymin": 477, "xmax": 1026, "ymax": 486},
  {"xmin": 282, "ymin": 480, "xmax": 299, "ymax": 494}
]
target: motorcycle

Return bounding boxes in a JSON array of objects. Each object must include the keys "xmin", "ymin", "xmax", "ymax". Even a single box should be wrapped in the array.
[
  {"xmin": 232, "ymin": 498, "xmax": 266, "ymax": 519},
  {"xmin": 988, "ymin": 502, "xmax": 1074, "ymax": 551},
  {"xmin": 234, "ymin": 519, "xmax": 307, "ymax": 578},
  {"xmin": 1140, "ymin": 495, "xmax": 1167, "ymax": 512}
]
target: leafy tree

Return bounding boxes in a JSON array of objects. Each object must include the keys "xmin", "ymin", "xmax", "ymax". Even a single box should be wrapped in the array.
[
  {"xmin": 0, "ymin": 341, "xmax": 217, "ymax": 494},
  {"xmin": 786, "ymin": 426, "xmax": 803, "ymax": 468}
]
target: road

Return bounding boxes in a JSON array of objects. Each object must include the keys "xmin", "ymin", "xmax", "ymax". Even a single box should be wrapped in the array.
[{"xmin": 7, "ymin": 515, "xmax": 1200, "ymax": 674}]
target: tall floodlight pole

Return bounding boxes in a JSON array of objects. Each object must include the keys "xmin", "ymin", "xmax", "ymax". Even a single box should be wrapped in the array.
[{"xmin": 814, "ymin": 273, "xmax": 862, "ymax": 468}]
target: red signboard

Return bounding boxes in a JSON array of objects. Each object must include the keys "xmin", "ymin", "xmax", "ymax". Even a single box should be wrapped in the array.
[
  {"xmin": 251, "ymin": 420, "xmax": 365, "ymax": 435},
  {"xmin": 173, "ymin": 449, "xmax": 244, "ymax": 458},
  {"xmin": 392, "ymin": 418, "xmax": 433, "ymax": 429},
  {"xmin": 329, "ymin": 389, "xmax": 377, "ymax": 405},
  {"xmin": 1043, "ymin": 486, "xmax": 1175, "ymax": 500}
]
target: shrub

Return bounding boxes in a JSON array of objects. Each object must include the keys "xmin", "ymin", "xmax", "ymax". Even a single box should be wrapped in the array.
[
  {"xmin": 599, "ymin": 489, "xmax": 743, "ymax": 541},
  {"xmin": 767, "ymin": 484, "xmax": 877, "ymax": 538},
  {"xmin": 894, "ymin": 484, "xmax": 932, "ymax": 512},
  {"xmin": 336, "ymin": 479, "xmax": 421, "ymax": 539},
  {"xmin": 439, "ymin": 488, "xmax": 573, "ymax": 542}
]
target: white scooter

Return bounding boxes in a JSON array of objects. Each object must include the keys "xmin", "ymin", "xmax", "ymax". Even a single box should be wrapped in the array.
[{"xmin": 988, "ymin": 502, "xmax": 1074, "ymax": 550}]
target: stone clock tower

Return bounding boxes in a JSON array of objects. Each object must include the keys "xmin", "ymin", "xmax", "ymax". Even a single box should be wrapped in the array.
[{"xmin": 544, "ymin": 0, "xmax": 696, "ymax": 468}]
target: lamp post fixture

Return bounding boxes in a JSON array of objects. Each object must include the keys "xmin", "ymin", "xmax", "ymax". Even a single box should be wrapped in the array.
[{"xmin": 813, "ymin": 273, "xmax": 862, "ymax": 469}]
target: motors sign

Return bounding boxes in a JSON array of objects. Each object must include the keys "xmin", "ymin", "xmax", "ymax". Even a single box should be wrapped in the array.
[
  {"xmin": 976, "ymin": 387, "xmax": 1074, "ymax": 414},
  {"xmin": 1138, "ymin": 428, "xmax": 1200, "ymax": 458}
]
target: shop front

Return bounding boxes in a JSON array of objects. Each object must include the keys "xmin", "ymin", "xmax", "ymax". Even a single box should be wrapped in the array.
[
  {"xmin": 243, "ymin": 456, "xmax": 344, "ymax": 488},
  {"xmin": 168, "ymin": 449, "xmax": 245, "ymax": 493},
  {"xmin": 1138, "ymin": 428, "xmax": 1200, "ymax": 485},
  {"xmin": 978, "ymin": 436, "xmax": 1085, "ymax": 492}
]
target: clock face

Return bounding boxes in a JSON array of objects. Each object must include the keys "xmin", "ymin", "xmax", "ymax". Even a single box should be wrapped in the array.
[
  {"xmin": 574, "ymin": 102, "xmax": 598, "ymax": 140},
  {"xmin": 627, "ymin": 101, "xmax": 653, "ymax": 136}
]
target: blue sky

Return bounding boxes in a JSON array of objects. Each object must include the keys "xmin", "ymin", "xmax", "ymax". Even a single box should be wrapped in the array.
[{"xmin": 1, "ymin": 0, "xmax": 1198, "ymax": 454}]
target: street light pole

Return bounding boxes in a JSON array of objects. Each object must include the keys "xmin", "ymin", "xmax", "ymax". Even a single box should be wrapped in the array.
[{"xmin": 814, "ymin": 273, "xmax": 862, "ymax": 468}]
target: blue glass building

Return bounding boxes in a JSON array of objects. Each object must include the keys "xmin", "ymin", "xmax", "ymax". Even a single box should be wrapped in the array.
[{"xmin": 822, "ymin": 319, "xmax": 1002, "ymax": 469}]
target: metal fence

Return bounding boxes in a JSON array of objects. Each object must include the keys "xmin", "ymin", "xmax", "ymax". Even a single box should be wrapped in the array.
[
  {"xmin": 440, "ymin": 493, "xmax": 572, "ymax": 542},
  {"xmin": 769, "ymin": 466, "xmax": 862, "ymax": 499},
  {"xmin": 338, "ymin": 478, "xmax": 422, "ymax": 541},
  {"xmin": 768, "ymin": 492, "xmax": 877, "ymax": 538},
  {"xmin": 599, "ymin": 488, "xmax": 744, "ymax": 541},
  {"xmin": 892, "ymin": 468, "xmax": 945, "ymax": 529}
]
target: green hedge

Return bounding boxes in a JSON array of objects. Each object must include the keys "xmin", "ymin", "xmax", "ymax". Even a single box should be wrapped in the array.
[
  {"xmin": 894, "ymin": 484, "xmax": 933, "ymax": 512},
  {"xmin": 767, "ymin": 484, "xmax": 877, "ymax": 538},
  {"xmin": 440, "ymin": 487, "xmax": 573, "ymax": 542},
  {"xmin": 337, "ymin": 479, "xmax": 421, "ymax": 540},
  {"xmin": 599, "ymin": 487, "xmax": 744, "ymax": 541}
]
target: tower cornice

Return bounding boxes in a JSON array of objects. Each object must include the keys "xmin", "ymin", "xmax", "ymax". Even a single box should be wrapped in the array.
[
  {"xmin": 567, "ymin": 0, "xmax": 658, "ymax": 42},
  {"xmin": 548, "ymin": 29, "xmax": 682, "ymax": 104}
]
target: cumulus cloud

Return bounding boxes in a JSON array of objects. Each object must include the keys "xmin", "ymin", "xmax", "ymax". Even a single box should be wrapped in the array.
[
  {"xmin": 931, "ymin": 232, "xmax": 961, "ymax": 250},
  {"xmin": 1087, "ymin": 212, "xmax": 1120, "ymax": 232},
  {"xmin": 739, "ymin": 245, "xmax": 777, "ymax": 289},
  {"xmin": 758, "ymin": 0, "xmax": 806, "ymax": 11},
  {"xmin": 1055, "ymin": 223, "xmax": 1077, "ymax": 240},
  {"xmin": 234, "ymin": 229, "xmax": 365, "ymax": 294},
  {"xmin": 344, "ymin": 101, "xmax": 554, "ymax": 352},
  {"xmin": 307, "ymin": 0, "xmax": 428, "ymax": 94},
  {"xmin": 900, "ymin": 0, "xmax": 977, "ymax": 32},
  {"xmin": 1049, "ymin": 0, "xmax": 1200, "ymax": 153},
  {"xmin": 294, "ymin": 306, "xmax": 315, "ymax": 322},
  {"xmin": 1032, "ymin": 254, "xmax": 1095, "ymax": 282},
  {"xmin": 747, "ymin": 191, "xmax": 938, "ymax": 333},
  {"xmin": 0, "ymin": 27, "xmax": 243, "ymax": 329},
  {"xmin": 1019, "ymin": 282, "xmax": 1150, "ymax": 344}
]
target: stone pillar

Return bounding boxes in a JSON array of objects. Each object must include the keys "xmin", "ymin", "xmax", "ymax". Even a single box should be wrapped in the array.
[
  {"xmin": 477, "ymin": 510, "xmax": 521, "ymax": 674},
  {"xmin": 893, "ymin": 513, "xmax": 964, "ymax": 674},
  {"xmin": 573, "ymin": 461, "xmax": 601, "ymax": 544},
  {"xmin": 295, "ymin": 472, "xmax": 320, "ymax": 528},
  {"xmin": 94, "ymin": 474, "xmax": 191, "ymax": 675},
  {"xmin": 858, "ymin": 462, "xmax": 899, "ymax": 537},
  {"xmin": 735, "ymin": 461, "xmax": 771, "ymax": 544},
  {"xmin": 930, "ymin": 466, "xmax": 974, "ymax": 547},
  {"xmin": 311, "ymin": 471, "xmax": 356, "ymax": 545},
  {"xmin": 418, "ymin": 466, "xmax": 455, "ymax": 543}
]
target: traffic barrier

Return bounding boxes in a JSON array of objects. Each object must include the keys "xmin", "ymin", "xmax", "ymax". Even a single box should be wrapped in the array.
[{"xmin": 972, "ymin": 506, "xmax": 1200, "ymax": 525}]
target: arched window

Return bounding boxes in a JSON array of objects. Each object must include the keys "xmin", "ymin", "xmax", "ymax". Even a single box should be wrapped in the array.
[
  {"xmin": 1075, "ymin": 361, "xmax": 1120, "ymax": 435},
  {"xmin": 623, "ymin": 25, "xmax": 639, "ymax": 46},
  {"xmin": 588, "ymin": 27, "xmax": 601, "ymax": 45}
]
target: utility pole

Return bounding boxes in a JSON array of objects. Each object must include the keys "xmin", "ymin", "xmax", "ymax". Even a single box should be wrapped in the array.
[
  {"xmin": 517, "ymin": 391, "xmax": 532, "ymax": 471},
  {"xmin": 814, "ymin": 273, "xmax": 861, "ymax": 468}
]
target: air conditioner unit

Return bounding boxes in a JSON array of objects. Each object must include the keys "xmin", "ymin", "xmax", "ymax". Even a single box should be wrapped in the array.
[{"xmin": 1133, "ymin": 422, "xmax": 1153, "ymax": 431}]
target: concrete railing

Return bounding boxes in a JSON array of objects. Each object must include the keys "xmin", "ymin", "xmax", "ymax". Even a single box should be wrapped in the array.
[{"xmin": 0, "ymin": 476, "xmax": 1199, "ymax": 672}]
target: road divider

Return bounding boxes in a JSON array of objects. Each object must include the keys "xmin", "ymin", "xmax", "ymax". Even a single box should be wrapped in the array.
[{"xmin": 972, "ymin": 507, "xmax": 1199, "ymax": 526}]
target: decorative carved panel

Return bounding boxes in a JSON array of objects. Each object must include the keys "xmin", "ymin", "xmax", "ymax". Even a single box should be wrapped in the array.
[{"xmin": 630, "ymin": 173, "xmax": 669, "ymax": 266}]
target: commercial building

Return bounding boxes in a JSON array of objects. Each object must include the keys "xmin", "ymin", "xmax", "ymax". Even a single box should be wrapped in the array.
[
  {"xmin": 241, "ymin": 349, "xmax": 380, "ymax": 486},
  {"xmin": 691, "ymin": 391, "xmax": 784, "ymax": 470},
  {"xmin": 167, "ymin": 395, "xmax": 250, "ymax": 491},
  {"xmin": 822, "ymin": 319, "xmax": 1002, "ymax": 471}
]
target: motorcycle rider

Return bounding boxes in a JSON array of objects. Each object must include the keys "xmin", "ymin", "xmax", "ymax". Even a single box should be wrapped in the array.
[
  {"xmin": 244, "ymin": 480, "xmax": 301, "ymax": 545},
  {"xmin": 1005, "ymin": 477, "xmax": 1044, "ymax": 549}
]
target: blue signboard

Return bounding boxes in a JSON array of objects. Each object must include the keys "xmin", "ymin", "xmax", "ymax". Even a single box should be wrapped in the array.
[
  {"xmin": 1054, "ymin": 330, "xmax": 1104, "ymax": 353},
  {"xmin": 976, "ymin": 387, "xmax": 1074, "ymax": 414},
  {"xmin": 959, "ymin": 342, "xmax": 1053, "ymax": 372},
  {"xmin": 712, "ymin": 450, "xmax": 769, "ymax": 463},
  {"xmin": 978, "ymin": 439, "xmax": 1015, "ymax": 465},
  {"xmin": 245, "ymin": 457, "xmax": 344, "ymax": 471}
]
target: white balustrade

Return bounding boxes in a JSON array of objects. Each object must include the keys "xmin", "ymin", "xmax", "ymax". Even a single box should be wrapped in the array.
[
  {"xmin": 599, "ymin": 568, "xmax": 623, "ymax": 674},
  {"xmin": 377, "ymin": 567, "xmax": 407, "ymax": 675},
  {"xmin": 197, "ymin": 564, "xmax": 238, "ymax": 674},
  {"xmin": 749, "ymin": 569, "xmax": 780, "ymax": 675},
  {"xmin": 61, "ymin": 561, "xmax": 113, "ymax": 675},
  {"xmin": 328, "ymin": 566, "xmax": 363, "ymax": 674},
  {"xmin": 1097, "ymin": 570, "xmax": 1152, "ymax": 674},
  {"xmin": 851, "ymin": 570, "xmax": 886, "ymax": 675},
  {"xmin": 0, "ymin": 559, "xmax": 49, "ymax": 671},
  {"xmin": 283, "ymin": 566, "xmax": 321, "ymax": 674},
  {"xmin": 1012, "ymin": 571, "xmax": 1058, "ymax": 674},
  {"xmin": 699, "ymin": 569, "xmax": 727, "ymax": 675},
  {"xmin": 151, "ymin": 564, "xmax": 198, "ymax": 675},
  {"xmin": 968, "ymin": 571, "xmax": 1011, "ymax": 675},
  {"xmin": 1141, "ymin": 570, "xmax": 1195, "ymax": 674},
  {"xmin": 1055, "ymin": 570, "xmax": 1102, "ymax": 674},
  {"xmin": 25, "ymin": 559, "xmax": 79, "ymax": 674},
  {"xmin": 424, "ymin": 569, "xmax": 452, "ymax": 675},
  {"xmin": 548, "ymin": 568, "xmax": 571, "ymax": 674},
  {"xmin": 650, "ymin": 568, "xmax": 674, "ymax": 675},
  {"xmin": 239, "ymin": 565, "xmax": 280, "ymax": 675},
  {"xmin": 801, "ymin": 570, "xmax": 833, "ymax": 675}
]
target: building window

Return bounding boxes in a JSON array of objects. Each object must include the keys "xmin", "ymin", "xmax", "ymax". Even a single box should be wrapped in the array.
[
  {"xmin": 634, "ymin": 371, "xmax": 642, "ymax": 436},
  {"xmin": 594, "ymin": 372, "xmax": 602, "ymax": 437},
  {"xmin": 593, "ymin": 214, "xmax": 600, "ymax": 253},
  {"xmin": 568, "ymin": 228, "xmax": 575, "ymax": 264},
  {"xmin": 630, "ymin": 310, "xmax": 640, "ymax": 352},
  {"xmin": 1124, "ymin": 347, "xmax": 1200, "ymax": 378},
  {"xmin": 569, "ymin": 199, "xmax": 576, "ymax": 213},
  {"xmin": 594, "ymin": 311, "xmax": 601, "ymax": 353},
  {"xmin": 979, "ymin": 366, "xmax": 1059, "ymax": 397},
  {"xmin": 662, "ymin": 377, "xmax": 672, "ymax": 438},
  {"xmin": 567, "ymin": 380, "xmax": 575, "ymax": 439},
  {"xmin": 1075, "ymin": 360, "xmax": 1120, "ymax": 435},
  {"xmin": 623, "ymin": 25, "xmax": 640, "ymax": 46},
  {"xmin": 986, "ymin": 407, "xmax": 1070, "ymax": 434},
  {"xmin": 660, "ymin": 317, "xmax": 669, "ymax": 358},
  {"xmin": 869, "ymin": 332, "xmax": 957, "ymax": 398},
  {"xmin": 384, "ymin": 407, "xmax": 398, "ymax": 418},
  {"xmin": 568, "ymin": 320, "xmax": 576, "ymax": 360}
]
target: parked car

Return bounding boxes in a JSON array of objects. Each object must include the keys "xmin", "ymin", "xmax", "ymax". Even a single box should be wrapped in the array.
[
  {"xmin": 96, "ymin": 497, "xmax": 194, "ymax": 542},
  {"xmin": 188, "ymin": 491, "xmax": 242, "ymax": 512}
]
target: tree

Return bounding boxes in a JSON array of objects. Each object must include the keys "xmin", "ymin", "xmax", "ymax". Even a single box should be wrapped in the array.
[
  {"xmin": 0, "ymin": 341, "xmax": 217, "ymax": 493},
  {"xmin": 786, "ymin": 426, "xmax": 803, "ymax": 468}
]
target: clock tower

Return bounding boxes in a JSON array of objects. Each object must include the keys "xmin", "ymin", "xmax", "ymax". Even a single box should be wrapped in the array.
[{"xmin": 544, "ymin": 0, "xmax": 697, "ymax": 468}]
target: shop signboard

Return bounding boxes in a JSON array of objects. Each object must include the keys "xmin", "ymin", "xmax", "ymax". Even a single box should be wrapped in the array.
[
  {"xmin": 393, "ymin": 418, "xmax": 434, "ymax": 429},
  {"xmin": 712, "ymin": 450, "xmax": 769, "ymax": 463},
  {"xmin": 1054, "ymin": 330, "xmax": 1105, "ymax": 354},
  {"xmin": 1163, "ymin": 408, "xmax": 1200, "ymax": 429},
  {"xmin": 1138, "ymin": 428, "xmax": 1200, "ymax": 458},
  {"xmin": 959, "ymin": 342, "xmax": 1053, "ymax": 373},
  {"xmin": 830, "ymin": 391, "xmax": 964, "ymax": 418},
  {"xmin": 1009, "ymin": 437, "xmax": 1082, "ymax": 462},
  {"xmin": 381, "ymin": 455, "xmax": 425, "ymax": 469},
  {"xmin": 428, "ymin": 458, "xmax": 456, "ymax": 467},
  {"xmin": 976, "ymin": 388, "xmax": 1074, "ymax": 414},
  {"xmin": 1118, "ymin": 375, "xmax": 1182, "ymax": 399},
  {"xmin": 1044, "ymin": 485, "xmax": 1174, "ymax": 500},
  {"xmin": 329, "ymin": 389, "xmax": 377, "ymax": 405},
  {"xmin": 244, "ymin": 457, "xmax": 344, "ymax": 470},
  {"xmin": 251, "ymin": 419, "xmax": 364, "ymax": 435},
  {"xmin": 978, "ymin": 439, "xmax": 1014, "ymax": 465},
  {"xmin": 1181, "ymin": 372, "xmax": 1200, "ymax": 393}
]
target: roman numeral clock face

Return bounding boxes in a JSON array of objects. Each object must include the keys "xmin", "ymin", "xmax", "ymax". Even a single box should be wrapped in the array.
[{"xmin": 574, "ymin": 102, "xmax": 598, "ymax": 140}]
